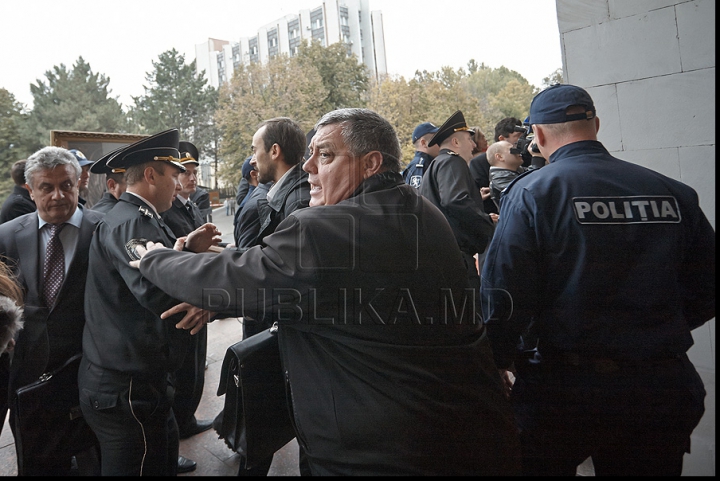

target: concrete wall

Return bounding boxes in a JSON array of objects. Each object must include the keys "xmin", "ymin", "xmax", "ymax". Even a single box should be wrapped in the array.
[{"xmin": 555, "ymin": 0, "xmax": 715, "ymax": 475}]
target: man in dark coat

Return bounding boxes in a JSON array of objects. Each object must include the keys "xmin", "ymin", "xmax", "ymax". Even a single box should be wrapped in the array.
[
  {"xmin": 79, "ymin": 129, "xmax": 219, "ymax": 476},
  {"xmin": 0, "ymin": 147, "xmax": 103, "ymax": 475},
  {"xmin": 418, "ymin": 110, "xmax": 496, "ymax": 302},
  {"xmin": 0, "ymin": 160, "xmax": 36, "ymax": 224},
  {"xmin": 132, "ymin": 108, "xmax": 521, "ymax": 476}
]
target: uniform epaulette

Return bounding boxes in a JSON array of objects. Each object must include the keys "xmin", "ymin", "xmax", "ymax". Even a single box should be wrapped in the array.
[{"xmin": 138, "ymin": 206, "xmax": 155, "ymax": 219}]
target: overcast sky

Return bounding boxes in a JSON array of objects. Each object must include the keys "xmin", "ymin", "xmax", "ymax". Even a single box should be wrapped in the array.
[{"xmin": 1, "ymin": 0, "xmax": 562, "ymax": 109}]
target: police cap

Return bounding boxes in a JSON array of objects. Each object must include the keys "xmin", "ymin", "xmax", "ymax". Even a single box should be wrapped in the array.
[
  {"xmin": 68, "ymin": 149, "xmax": 93, "ymax": 167},
  {"xmin": 428, "ymin": 111, "xmax": 475, "ymax": 147},
  {"xmin": 529, "ymin": 84, "xmax": 596, "ymax": 125},
  {"xmin": 90, "ymin": 145, "xmax": 128, "ymax": 175},
  {"xmin": 106, "ymin": 128, "xmax": 185, "ymax": 172},
  {"xmin": 179, "ymin": 141, "xmax": 200, "ymax": 167}
]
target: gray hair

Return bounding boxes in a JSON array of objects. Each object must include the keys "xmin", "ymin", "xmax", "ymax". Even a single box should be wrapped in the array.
[
  {"xmin": 25, "ymin": 147, "xmax": 81, "ymax": 188},
  {"xmin": 0, "ymin": 296, "xmax": 23, "ymax": 355},
  {"xmin": 314, "ymin": 108, "xmax": 402, "ymax": 173}
]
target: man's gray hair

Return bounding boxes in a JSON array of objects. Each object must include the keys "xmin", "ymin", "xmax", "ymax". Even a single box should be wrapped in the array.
[
  {"xmin": 24, "ymin": 147, "xmax": 81, "ymax": 188},
  {"xmin": 315, "ymin": 108, "xmax": 402, "ymax": 173}
]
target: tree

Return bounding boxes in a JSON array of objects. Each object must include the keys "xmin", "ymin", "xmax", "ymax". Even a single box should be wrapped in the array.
[
  {"xmin": 129, "ymin": 49, "xmax": 217, "ymax": 163},
  {"xmin": 542, "ymin": 68, "xmax": 564, "ymax": 88},
  {"xmin": 26, "ymin": 57, "xmax": 128, "ymax": 147},
  {"xmin": 295, "ymin": 40, "xmax": 369, "ymax": 111},
  {"xmin": 215, "ymin": 53, "xmax": 327, "ymax": 187},
  {"xmin": 0, "ymin": 88, "xmax": 36, "ymax": 197}
]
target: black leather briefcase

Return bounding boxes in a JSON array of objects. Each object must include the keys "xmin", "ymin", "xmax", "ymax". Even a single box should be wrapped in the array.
[
  {"xmin": 216, "ymin": 322, "xmax": 296, "ymax": 469},
  {"xmin": 13, "ymin": 353, "xmax": 98, "ymax": 475}
]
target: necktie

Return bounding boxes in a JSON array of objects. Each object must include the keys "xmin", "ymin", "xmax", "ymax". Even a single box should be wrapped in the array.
[
  {"xmin": 186, "ymin": 201, "xmax": 193, "ymax": 215},
  {"xmin": 42, "ymin": 223, "xmax": 66, "ymax": 307}
]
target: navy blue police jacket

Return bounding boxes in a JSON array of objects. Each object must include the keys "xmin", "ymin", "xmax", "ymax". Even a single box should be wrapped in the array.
[
  {"xmin": 401, "ymin": 151, "xmax": 433, "ymax": 189},
  {"xmin": 481, "ymin": 140, "xmax": 716, "ymax": 369}
]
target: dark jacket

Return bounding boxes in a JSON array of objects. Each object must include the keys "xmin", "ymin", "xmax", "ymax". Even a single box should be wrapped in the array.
[
  {"xmin": 401, "ymin": 151, "xmax": 433, "ymax": 189},
  {"xmin": 161, "ymin": 197, "xmax": 205, "ymax": 237},
  {"xmin": 233, "ymin": 182, "xmax": 272, "ymax": 249},
  {"xmin": 488, "ymin": 166, "xmax": 526, "ymax": 207},
  {"xmin": 468, "ymin": 152, "xmax": 499, "ymax": 214},
  {"xmin": 89, "ymin": 192, "xmax": 118, "ymax": 215},
  {"xmin": 0, "ymin": 185, "xmax": 36, "ymax": 224},
  {"xmin": 419, "ymin": 149, "xmax": 495, "ymax": 256},
  {"xmin": 139, "ymin": 172, "xmax": 520, "ymax": 476},
  {"xmin": 82, "ymin": 193, "xmax": 192, "ymax": 378},
  {"xmin": 482, "ymin": 140, "xmax": 716, "ymax": 367},
  {"xmin": 256, "ymin": 162, "xmax": 310, "ymax": 243}
]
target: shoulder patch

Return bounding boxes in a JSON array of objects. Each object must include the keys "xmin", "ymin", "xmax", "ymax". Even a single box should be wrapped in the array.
[{"xmin": 573, "ymin": 196, "xmax": 681, "ymax": 224}]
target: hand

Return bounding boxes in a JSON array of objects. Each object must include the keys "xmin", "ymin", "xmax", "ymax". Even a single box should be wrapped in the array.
[
  {"xmin": 480, "ymin": 186, "xmax": 491, "ymax": 201},
  {"xmin": 498, "ymin": 368, "xmax": 515, "ymax": 399},
  {"xmin": 128, "ymin": 241, "xmax": 167, "ymax": 268},
  {"xmin": 185, "ymin": 223, "xmax": 222, "ymax": 253},
  {"xmin": 161, "ymin": 302, "xmax": 217, "ymax": 335},
  {"xmin": 489, "ymin": 213, "xmax": 499, "ymax": 224}
]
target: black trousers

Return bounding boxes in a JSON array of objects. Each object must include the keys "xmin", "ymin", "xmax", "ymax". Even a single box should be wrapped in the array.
[
  {"xmin": 173, "ymin": 327, "xmax": 208, "ymax": 430},
  {"xmin": 78, "ymin": 357, "xmax": 179, "ymax": 476},
  {"xmin": 512, "ymin": 353, "xmax": 705, "ymax": 476}
]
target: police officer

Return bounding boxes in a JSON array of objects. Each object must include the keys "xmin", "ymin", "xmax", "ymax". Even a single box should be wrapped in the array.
[
  {"xmin": 480, "ymin": 84, "xmax": 716, "ymax": 476},
  {"xmin": 88, "ymin": 148, "xmax": 127, "ymax": 214},
  {"xmin": 419, "ymin": 111, "xmax": 496, "ymax": 299},
  {"xmin": 79, "ymin": 129, "xmax": 220, "ymax": 476},
  {"xmin": 401, "ymin": 122, "xmax": 440, "ymax": 189}
]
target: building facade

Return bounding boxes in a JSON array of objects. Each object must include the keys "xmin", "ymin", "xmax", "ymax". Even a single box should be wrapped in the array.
[
  {"xmin": 195, "ymin": 0, "xmax": 387, "ymax": 89},
  {"xmin": 555, "ymin": 0, "xmax": 715, "ymax": 476}
]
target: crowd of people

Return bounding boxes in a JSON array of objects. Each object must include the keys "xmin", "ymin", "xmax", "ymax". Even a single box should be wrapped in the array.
[{"xmin": 0, "ymin": 83, "xmax": 715, "ymax": 476}]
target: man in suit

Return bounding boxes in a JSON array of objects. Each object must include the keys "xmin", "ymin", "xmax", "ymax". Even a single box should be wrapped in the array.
[
  {"xmin": 0, "ymin": 159, "xmax": 36, "ymax": 224},
  {"xmin": 0, "ymin": 146, "xmax": 104, "ymax": 475},
  {"xmin": 159, "ymin": 141, "xmax": 213, "ymax": 467},
  {"xmin": 79, "ymin": 129, "xmax": 220, "ymax": 476}
]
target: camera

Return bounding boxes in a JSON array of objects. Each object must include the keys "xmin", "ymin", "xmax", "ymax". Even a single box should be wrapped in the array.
[{"xmin": 510, "ymin": 125, "xmax": 545, "ymax": 169}]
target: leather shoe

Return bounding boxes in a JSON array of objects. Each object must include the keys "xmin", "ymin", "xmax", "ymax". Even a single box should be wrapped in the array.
[
  {"xmin": 179, "ymin": 418, "xmax": 214, "ymax": 439},
  {"xmin": 177, "ymin": 455, "xmax": 197, "ymax": 474}
]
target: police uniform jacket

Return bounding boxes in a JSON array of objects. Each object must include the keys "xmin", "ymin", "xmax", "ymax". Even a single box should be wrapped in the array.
[
  {"xmin": 89, "ymin": 192, "xmax": 118, "ymax": 215},
  {"xmin": 161, "ymin": 197, "xmax": 205, "ymax": 238},
  {"xmin": 0, "ymin": 185, "xmax": 36, "ymax": 224},
  {"xmin": 0, "ymin": 206, "xmax": 104, "ymax": 389},
  {"xmin": 401, "ymin": 151, "xmax": 433, "ymax": 189},
  {"xmin": 418, "ymin": 148, "xmax": 495, "ymax": 256},
  {"xmin": 139, "ymin": 171, "xmax": 520, "ymax": 476},
  {"xmin": 256, "ymin": 162, "xmax": 310, "ymax": 243},
  {"xmin": 82, "ymin": 193, "xmax": 192, "ymax": 379},
  {"xmin": 481, "ymin": 140, "xmax": 716, "ymax": 369}
]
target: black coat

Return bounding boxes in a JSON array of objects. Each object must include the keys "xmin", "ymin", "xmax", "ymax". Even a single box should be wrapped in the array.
[
  {"xmin": 82, "ymin": 193, "xmax": 192, "ymax": 378},
  {"xmin": 139, "ymin": 172, "xmax": 520, "ymax": 476},
  {"xmin": 161, "ymin": 197, "xmax": 205, "ymax": 237},
  {"xmin": 257, "ymin": 162, "xmax": 310, "ymax": 243},
  {"xmin": 419, "ymin": 149, "xmax": 495, "ymax": 256},
  {"xmin": 0, "ymin": 185, "xmax": 36, "ymax": 224},
  {"xmin": 89, "ymin": 192, "xmax": 118, "ymax": 215}
]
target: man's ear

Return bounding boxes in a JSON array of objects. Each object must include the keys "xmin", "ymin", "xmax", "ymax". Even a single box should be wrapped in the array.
[
  {"xmin": 363, "ymin": 151, "xmax": 384, "ymax": 177},
  {"xmin": 532, "ymin": 125, "xmax": 545, "ymax": 148},
  {"xmin": 24, "ymin": 184, "xmax": 35, "ymax": 201},
  {"xmin": 144, "ymin": 166, "xmax": 158, "ymax": 185},
  {"xmin": 270, "ymin": 143, "xmax": 281, "ymax": 160}
]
